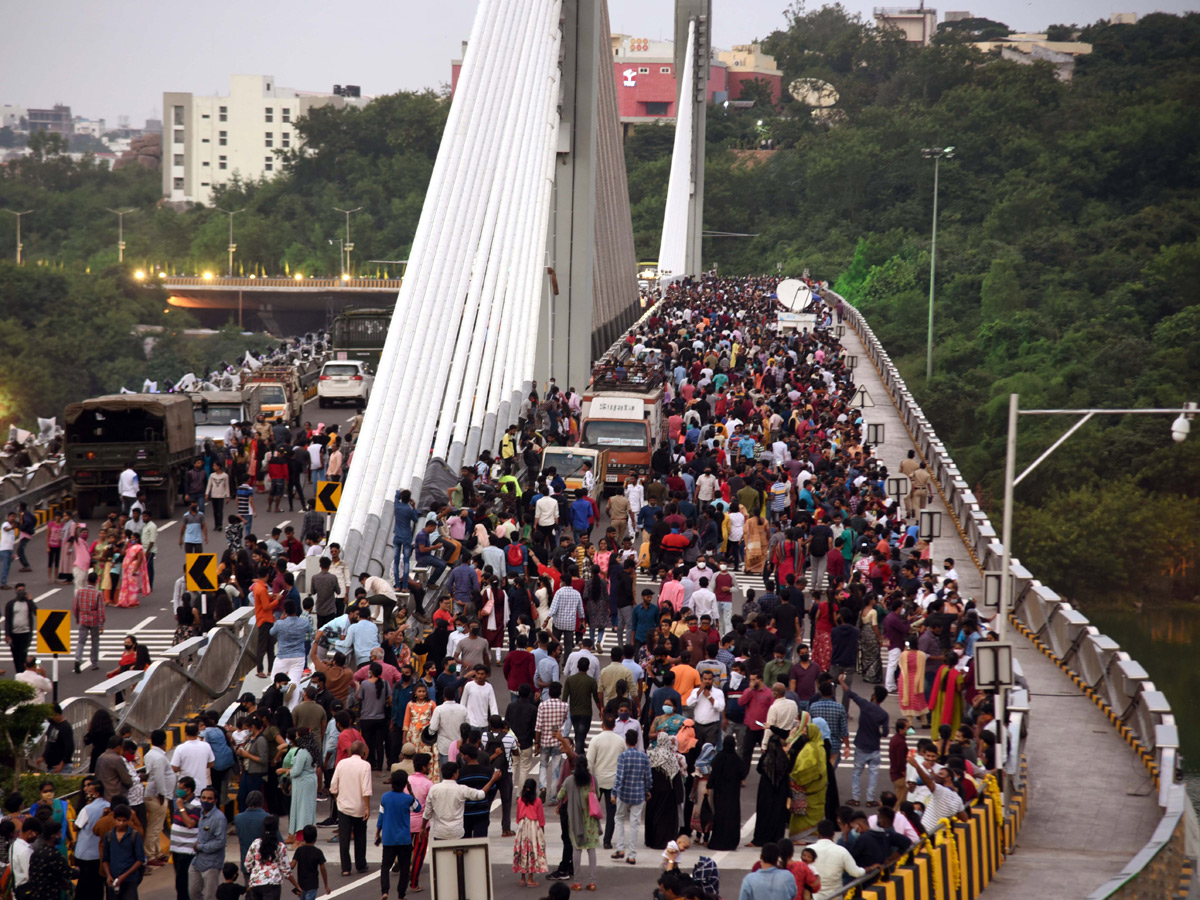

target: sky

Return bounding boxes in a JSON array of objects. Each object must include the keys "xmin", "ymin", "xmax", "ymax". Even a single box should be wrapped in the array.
[{"xmin": 3, "ymin": 0, "xmax": 1196, "ymax": 127}]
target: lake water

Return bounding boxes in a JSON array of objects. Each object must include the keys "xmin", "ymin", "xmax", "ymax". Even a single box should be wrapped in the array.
[{"xmin": 1085, "ymin": 607, "xmax": 1200, "ymax": 804}]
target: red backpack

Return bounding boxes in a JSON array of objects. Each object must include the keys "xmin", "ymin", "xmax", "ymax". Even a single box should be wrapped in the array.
[{"xmin": 506, "ymin": 543, "xmax": 524, "ymax": 567}]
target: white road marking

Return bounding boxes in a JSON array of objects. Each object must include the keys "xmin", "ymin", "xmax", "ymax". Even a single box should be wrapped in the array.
[
  {"xmin": 159, "ymin": 520, "xmax": 178, "ymax": 531},
  {"xmin": 129, "ymin": 616, "xmax": 156, "ymax": 633},
  {"xmin": 33, "ymin": 588, "xmax": 60, "ymax": 602}
]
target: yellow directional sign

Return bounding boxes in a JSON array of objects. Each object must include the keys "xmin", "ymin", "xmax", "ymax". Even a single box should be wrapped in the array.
[
  {"xmin": 186, "ymin": 552, "xmax": 219, "ymax": 592},
  {"xmin": 36, "ymin": 609, "xmax": 70, "ymax": 655},
  {"xmin": 315, "ymin": 480, "xmax": 342, "ymax": 513}
]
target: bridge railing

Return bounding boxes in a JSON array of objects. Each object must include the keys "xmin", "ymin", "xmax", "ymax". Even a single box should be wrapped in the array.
[
  {"xmin": 835, "ymin": 291, "xmax": 1187, "ymax": 898},
  {"xmin": 161, "ymin": 276, "xmax": 403, "ymax": 289}
]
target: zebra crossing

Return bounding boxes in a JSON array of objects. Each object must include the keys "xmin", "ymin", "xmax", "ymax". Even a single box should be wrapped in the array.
[{"xmin": 75, "ymin": 628, "xmax": 179, "ymax": 661}]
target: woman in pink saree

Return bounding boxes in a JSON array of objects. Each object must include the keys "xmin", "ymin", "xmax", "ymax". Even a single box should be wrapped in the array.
[
  {"xmin": 71, "ymin": 526, "xmax": 92, "ymax": 590},
  {"xmin": 116, "ymin": 535, "xmax": 150, "ymax": 607}
]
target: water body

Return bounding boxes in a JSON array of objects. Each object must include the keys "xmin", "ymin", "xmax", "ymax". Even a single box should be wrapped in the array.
[{"xmin": 1085, "ymin": 607, "xmax": 1200, "ymax": 804}]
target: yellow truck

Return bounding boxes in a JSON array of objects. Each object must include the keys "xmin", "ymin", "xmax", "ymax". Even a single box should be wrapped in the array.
[{"xmin": 246, "ymin": 366, "xmax": 303, "ymax": 426}]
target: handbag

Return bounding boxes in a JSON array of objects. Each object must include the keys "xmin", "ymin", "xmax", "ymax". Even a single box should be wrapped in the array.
[{"xmin": 587, "ymin": 790, "xmax": 603, "ymax": 820}]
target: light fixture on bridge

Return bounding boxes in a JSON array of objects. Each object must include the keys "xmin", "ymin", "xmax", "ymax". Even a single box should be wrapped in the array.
[
  {"xmin": 973, "ymin": 641, "xmax": 1014, "ymax": 693},
  {"xmin": 294, "ymin": 273, "xmax": 304, "ymax": 281},
  {"xmin": 834, "ymin": 324, "xmax": 845, "ymax": 338},
  {"xmin": 158, "ymin": 271, "xmax": 166, "ymax": 278},
  {"xmin": 844, "ymin": 354, "xmax": 857, "ymax": 369},
  {"xmin": 203, "ymin": 271, "xmax": 214, "ymax": 281},
  {"xmin": 919, "ymin": 509, "xmax": 942, "ymax": 542},
  {"xmin": 983, "ymin": 571, "xmax": 1010, "ymax": 611},
  {"xmin": 865, "ymin": 423, "xmax": 885, "ymax": 445},
  {"xmin": 341, "ymin": 273, "xmax": 350, "ymax": 282},
  {"xmin": 134, "ymin": 270, "xmax": 145, "ymax": 281}
]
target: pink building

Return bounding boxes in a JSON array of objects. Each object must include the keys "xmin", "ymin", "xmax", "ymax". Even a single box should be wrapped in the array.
[{"xmin": 450, "ymin": 34, "xmax": 782, "ymax": 133}]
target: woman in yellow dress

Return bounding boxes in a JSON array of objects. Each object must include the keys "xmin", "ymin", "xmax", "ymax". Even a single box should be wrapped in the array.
[
  {"xmin": 742, "ymin": 510, "xmax": 769, "ymax": 574},
  {"xmin": 403, "ymin": 682, "xmax": 440, "ymax": 783}
]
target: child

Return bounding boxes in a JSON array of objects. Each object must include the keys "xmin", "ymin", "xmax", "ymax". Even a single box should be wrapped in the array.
[
  {"xmin": 230, "ymin": 717, "xmax": 251, "ymax": 755},
  {"xmin": 292, "ymin": 825, "xmax": 329, "ymax": 900},
  {"xmin": 216, "ymin": 863, "xmax": 246, "ymax": 900},
  {"xmin": 798, "ymin": 848, "xmax": 821, "ymax": 899},
  {"xmin": 513, "ymin": 779, "xmax": 546, "ymax": 887},
  {"xmin": 661, "ymin": 834, "xmax": 691, "ymax": 870},
  {"xmin": 301, "ymin": 596, "xmax": 318, "ymax": 671}
]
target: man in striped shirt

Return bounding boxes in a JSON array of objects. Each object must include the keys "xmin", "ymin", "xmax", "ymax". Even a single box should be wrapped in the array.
[
  {"xmin": 548, "ymin": 583, "xmax": 583, "ymax": 656},
  {"xmin": 809, "ymin": 681, "xmax": 850, "ymax": 766},
  {"xmin": 611, "ymin": 731, "xmax": 652, "ymax": 864},
  {"xmin": 73, "ymin": 571, "xmax": 105, "ymax": 673},
  {"xmin": 534, "ymin": 682, "xmax": 568, "ymax": 795}
]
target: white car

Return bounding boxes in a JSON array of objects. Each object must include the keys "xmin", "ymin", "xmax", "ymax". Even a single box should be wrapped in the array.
[{"xmin": 317, "ymin": 360, "xmax": 374, "ymax": 407}]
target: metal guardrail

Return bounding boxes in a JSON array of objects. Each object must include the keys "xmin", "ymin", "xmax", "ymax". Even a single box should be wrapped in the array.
[
  {"xmin": 837, "ymin": 291, "xmax": 1186, "ymax": 897},
  {"xmin": 54, "ymin": 606, "xmax": 258, "ymax": 770},
  {"xmin": 162, "ymin": 276, "xmax": 403, "ymax": 289}
]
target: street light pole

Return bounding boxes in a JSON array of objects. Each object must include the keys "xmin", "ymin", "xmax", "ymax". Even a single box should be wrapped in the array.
[
  {"xmin": 4, "ymin": 209, "xmax": 33, "ymax": 265},
  {"xmin": 216, "ymin": 207, "xmax": 246, "ymax": 277},
  {"xmin": 333, "ymin": 206, "xmax": 362, "ymax": 277},
  {"xmin": 104, "ymin": 207, "xmax": 136, "ymax": 263},
  {"xmin": 921, "ymin": 147, "xmax": 955, "ymax": 383}
]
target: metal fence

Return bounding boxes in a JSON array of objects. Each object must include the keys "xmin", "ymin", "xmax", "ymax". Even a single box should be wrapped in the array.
[{"xmin": 837, "ymin": 292, "xmax": 1187, "ymax": 897}]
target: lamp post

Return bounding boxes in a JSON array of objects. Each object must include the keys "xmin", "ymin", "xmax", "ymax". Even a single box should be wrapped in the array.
[
  {"xmin": 921, "ymin": 147, "xmax": 955, "ymax": 383},
  {"xmin": 216, "ymin": 207, "xmax": 245, "ymax": 277},
  {"xmin": 998, "ymin": 396, "xmax": 1197, "ymax": 642},
  {"xmin": 3, "ymin": 209, "xmax": 33, "ymax": 265},
  {"xmin": 333, "ymin": 206, "xmax": 362, "ymax": 277},
  {"xmin": 104, "ymin": 207, "xmax": 137, "ymax": 263}
]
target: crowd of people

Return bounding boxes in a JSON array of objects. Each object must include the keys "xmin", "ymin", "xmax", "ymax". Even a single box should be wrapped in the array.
[{"xmin": 2, "ymin": 274, "xmax": 1008, "ymax": 900}]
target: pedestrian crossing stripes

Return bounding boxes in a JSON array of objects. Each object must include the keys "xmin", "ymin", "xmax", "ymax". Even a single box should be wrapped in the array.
[{"xmin": 75, "ymin": 628, "xmax": 179, "ymax": 660}]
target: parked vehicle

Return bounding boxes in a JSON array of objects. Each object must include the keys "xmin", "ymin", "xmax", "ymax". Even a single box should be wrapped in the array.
[
  {"xmin": 188, "ymin": 387, "xmax": 261, "ymax": 449},
  {"xmin": 64, "ymin": 394, "xmax": 197, "ymax": 518},
  {"xmin": 246, "ymin": 365, "xmax": 303, "ymax": 425},
  {"xmin": 318, "ymin": 360, "xmax": 374, "ymax": 408},
  {"xmin": 579, "ymin": 356, "xmax": 663, "ymax": 493},
  {"xmin": 539, "ymin": 447, "xmax": 609, "ymax": 500}
]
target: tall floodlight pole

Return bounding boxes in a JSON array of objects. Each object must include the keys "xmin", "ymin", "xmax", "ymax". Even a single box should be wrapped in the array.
[
  {"xmin": 104, "ymin": 207, "xmax": 137, "ymax": 263},
  {"xmin": 4, "ymin": 209, "xmax": 33, "ymax": 265},
  {"xmin": 216, "ymin": 207, "xmax": 246, "ymax": 276},
  {"xmin": 921, "ymin": 146, "xmax": 955, "ymax": 383},
  {"xmin": 333, "ymin": 206, "xmax": 362, "ymax": 277}
]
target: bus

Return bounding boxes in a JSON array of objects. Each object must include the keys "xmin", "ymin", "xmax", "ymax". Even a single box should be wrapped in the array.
[{"xmin": 330, "ymin": 307, "xmax": 392, "ymax": 364}]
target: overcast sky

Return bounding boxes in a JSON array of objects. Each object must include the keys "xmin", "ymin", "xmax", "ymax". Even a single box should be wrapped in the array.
[{"xmin": 4, "ymin": 0, "xmax": 1195, "ymax": 127}]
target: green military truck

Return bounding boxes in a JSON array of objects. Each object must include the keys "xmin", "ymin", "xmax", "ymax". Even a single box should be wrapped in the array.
[{"xmin": 64, "ymin": 394, "xmax": 198, "ymax": 519}]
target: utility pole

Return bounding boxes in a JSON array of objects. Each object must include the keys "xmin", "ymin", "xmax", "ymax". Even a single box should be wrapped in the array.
[
  {"xmin": 4, "ymin": 209, "xmax": 33, "ymax": 265},
  {"xmin": 216, "ymin": 207, "xmax": 246, "ymax": 277},
  {"xmin": 333, "ymin": 206, "xmax": 361, "ymax": 278},
  {"xmin": 921, "ymin": 146, "xmax": 955, "ymax": 383},
  {"xmin": 104, "ymin": 207, "xmax": 137, "ymax": 263}
]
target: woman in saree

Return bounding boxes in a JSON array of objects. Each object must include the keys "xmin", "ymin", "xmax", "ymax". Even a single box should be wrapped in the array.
[
  {"xmin": 857, "ymin": 599, "xmax": 883, "ymax": 684},
  {"xmin": 786, "ymin": 721, "xmax": 828, "ymax": 840},
  {"xmin": 897, "ymin": 635, "xmax": 930, "ymax": 726},
  {"xmin": 116, "ymin": 534, "xmax": 150, "ymax": 607},
  {"xmin": 58, "ymin": 513, "xmax": 77, "ymax": 583},
  {"xmin": 403, "ymin": 682, "xmax": 440, "ymax": 783},
  {"xmin": 92, "ymin": 534, "xmax": 115, "ymax": 603},
  {"xmin": 929, "ymin": 650, "xmax": 964, "ymax": 734},
  {"xmin": 742, "ymin": 509, "xmax": 769, "ymax": 574}
]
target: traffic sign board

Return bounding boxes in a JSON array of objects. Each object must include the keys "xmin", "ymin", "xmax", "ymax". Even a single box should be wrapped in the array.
[
  {"xmin": 186, "ymin": 553, "xmax": 219, "ymax": 592},
  {"xmin": 36, "ymin": 610, "xmax": 70, "ymax": 654},
  {"xmin": 852, "ymin": 386, "xmax": 875, "ymax": 408},
  {"xmin": 885, "ymin": 474, "xmax": 911, "ymax": 501},
  {"xmin": 315, "ymin": 480, "xmax": 342, "ymax": 513}
]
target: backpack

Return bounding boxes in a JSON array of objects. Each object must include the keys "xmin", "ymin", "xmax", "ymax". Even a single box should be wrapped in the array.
[{"xmin": 506, "ymin": 543, "xmax": 524, "ymax": 567}]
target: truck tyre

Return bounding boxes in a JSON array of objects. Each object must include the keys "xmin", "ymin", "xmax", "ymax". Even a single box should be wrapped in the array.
[
  {"xmin": 75, "ymin": 492, "xmax": 95, "ymax": 520},
  {"xmin": 155, "ymin": 483, "xmax": 174, "ymax": 519},
  {"xmin": 318, "ymin": 398, "xmax": 328, "ymax": 409}
]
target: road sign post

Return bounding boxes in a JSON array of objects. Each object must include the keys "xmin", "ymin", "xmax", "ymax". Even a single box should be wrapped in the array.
[
  {"xmin": 186, "ymin": 553, "xmax": 218, "ymax": 592},
  {"xmin": 36, "ymin": 610, "xmax": 70, "ymax": 703},
  {"xmin": 315, "ymin": 480, "xmax": 342, "ymax": 513}
]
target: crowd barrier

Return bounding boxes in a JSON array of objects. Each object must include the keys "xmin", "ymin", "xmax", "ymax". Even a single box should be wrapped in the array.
[{"xmin": 836, "ymin": 293, "xmax": 1189, "ymax": 897}]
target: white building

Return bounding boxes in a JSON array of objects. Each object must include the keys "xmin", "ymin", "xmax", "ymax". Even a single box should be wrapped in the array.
[
  {"xmin": 73, "ymin": 116, "xmax": 107, "ymax": 137},
  {"xmin": 162, "ymin": 75, "xmax": 371, "ymax": 206},
  {"xmin": 1, "ymin": 105, "xmax": 26, "ymax": 130}
]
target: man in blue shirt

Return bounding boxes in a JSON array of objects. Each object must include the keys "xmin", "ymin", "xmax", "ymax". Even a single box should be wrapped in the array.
[
  {"xmin": 377, "ymin": 769, "xmax": 422, "ymax": 897},
  {"xmin": 447, "ymin": 560, "xmax": 478, "ymax": 614},
  {"xmin": 189, "ymin": 785, "xmax": 227, "ymax": 900},
  {"xmin": 414, "ymin": 521, "xmax": 448, "ymax": 583},
  {"xmin": 75, "ymin": 777, "xmax": 111, "ymax": 895},
  {"xmin": 337, "ymin": 605, "xmax": 381, "ymax": 668},
  {"xmin": 201, "ymin": 710, "xmax": 236, "ymax": 818},
  {"xmin": 270, "ymin": 599, "xmax": 313, "ymax": 707},
  {"xmin": 611, "ymin": 731, "xmax": 652, "ymax": 864},
  {"xmin": 569, "ymin": 490, "xmax": 594, "ymax": 540},
  {"xmin": 737, "ymin": 843, "xmax": 797, "ymax": 900},
  {"xmin": 631, "ymin": 590, "xmax": 659, "ymax": 652},
  {"xmin": 392, "ymin": 489, "xmax": 421, "ymax": 589}
]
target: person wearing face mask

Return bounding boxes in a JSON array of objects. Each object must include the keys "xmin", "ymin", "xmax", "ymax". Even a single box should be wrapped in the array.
[
  {"xmin": 650, "ymin": 701, "xmax": 685, "ymax": 738},
  {"xmin": 178, "ymin": 502, "xmax": 207, "ymax": 554},
  {"xmin": 189, "ymin": 786, "xmax": 227, "ymax": 900},
  {"xmin": 612, "ymin": 702, "xmax": 641, "ymax": 742},
  {"xmin": 169, "ymin": 777, "xmax": 201, "ymax": 900},
  {"xmin": 788, "ymin": 643, "xmax": 821, "ymax": 702},
  {"xmin": 74, "ymin": 777, "xmax": 111, "ymax": 900}
]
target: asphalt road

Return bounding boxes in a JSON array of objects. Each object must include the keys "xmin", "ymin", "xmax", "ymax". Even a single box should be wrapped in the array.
[{"xmin": 8, "ymin": 393, "xmax": 361, "ymax": 700}]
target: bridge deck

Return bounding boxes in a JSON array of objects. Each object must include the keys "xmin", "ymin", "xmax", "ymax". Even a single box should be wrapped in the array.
[{"xmin": 841, "ymin": 323, "xmax": 1162, "ymax": 897}]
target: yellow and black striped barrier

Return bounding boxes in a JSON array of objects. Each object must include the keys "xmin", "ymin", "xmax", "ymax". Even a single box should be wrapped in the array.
[{"xmin": 855, "ymin": 771, "xmax": 1026, "ymax": 900}]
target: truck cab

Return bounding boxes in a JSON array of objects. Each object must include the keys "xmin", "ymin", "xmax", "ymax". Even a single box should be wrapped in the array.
[
  {"xmin": 579, "ymin": 357, "xmax": 663, "ymax": 493},
  {"xmin": 189, "ymin": 387, "xmax": 261, "ymax": 450},
  {"xmin": 247, "ymin": 366, "xmax": 303, "ymax": 426}
]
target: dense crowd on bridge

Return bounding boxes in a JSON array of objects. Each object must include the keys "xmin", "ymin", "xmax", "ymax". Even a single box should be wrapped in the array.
[{"xmin": 2, "ymin": 275, "xmax": 1007, "ymax": 900}]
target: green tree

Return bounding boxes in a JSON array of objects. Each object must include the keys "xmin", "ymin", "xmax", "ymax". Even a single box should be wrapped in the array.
[{"xmin": 0, "ymin": 681, "xmax": 53, "ymax": 788}]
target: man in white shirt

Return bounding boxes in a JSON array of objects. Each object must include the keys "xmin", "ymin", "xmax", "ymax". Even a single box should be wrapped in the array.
[
  {"xmin": 144, "ymin": 729, "xmax": 175, "ymax": 864},
  {"xmin": 10, "ymin": 818, "xmax": 37, "ymax": 887},
  {"xmin": 427, "ymin": 690, "xmax": 470, "ymax": 763},
  {"xmin": 764, "ymin": 682, "xmax": 799, "ymax": 733},
  {"xmin": 695, "ymin": 470, "xmax": 719, "ymax": 503},
  {"xmin": 565, "ymin": 638, "xmax": 601, "ymax": 682},
  {"xmin": 810, "ymin": 819, "xmax": 867, "ymax": 900},
  {"xmin": 685, "ymin": 670, "xmax": 725, "ymax": 750},
  {"xmin": 690, "ymin": 578, "xmax": 718, "ymax": 623},
  {"xmin": 459, "ymin": 665, "xmax": 499, "ymax": 728},
  {"xmin": 911, "ymin": 758, "xmax": 966, "ymax": 833},
  {"xmin": 118, "ymin": 466, "xmax": 140, "ymax": 515},
  {"xmin": 15, "ymin": 657, "xmax": 53, "ymax": 703},
  {"xmin": 422, "ymin": 761, "xmax": 500, "ymax": 840},
  {"xmin": 586, "ymin": 716, "xmax": 626, "ymax": 849},
  {"xmin": 171, "ymin": 721, "xmax": 215, "ymax": 792}
]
